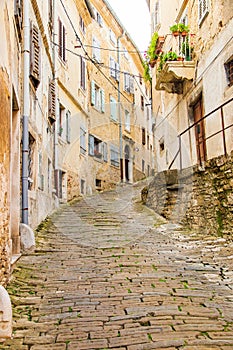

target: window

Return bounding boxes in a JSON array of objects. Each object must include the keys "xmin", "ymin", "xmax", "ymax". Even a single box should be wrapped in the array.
[
  {"xmin": 38, "ymin": 152, "xmax": 44, "ymax": 191},
  {"xmin": 141, "ymin": 95, "xmax": 144, "ymax": 110},
  {"xmin": 142, "ymin": 159, "xmax": 145, "ymax": 173},
  {"xmin": 58, "ymin": 104, "xmax": 65, "ymax": 136},
  {"xmin": 91, "ymin": 81, "xmax": 105, "ymax": 112},
  {"xmin": 123, "ymin": 47, "xmax": 129, "ymax": 60},
  {"xmin": 58, "ymin": 18, "xmax": 66, "ymax": 61},
  {"xmin": 81, "ymin": 179, "xmax": 85, "ymax": 194},
  {"xmin": 96, "ymin": 179, "xmax": 101, "ymax": 188},
  {"xmin": 147, "ymin": 135, "xmax": 150, "ymax": 150},
  {"xmin": 66, "ymin": 110, "xmax": 71, "ymax": 143},
  {"xmin": 14, "ymin": 0, "xmax": 23, "ymax": 41},
  {"xmin": 125, "ymin": 110, "xmax": 130, "ymax": 132},
  {"xmin": 48, "ymin": 80, "xmax": 56, "ymax": 124},
  {"xmin": 48, "ymin": 0, "xmax": 53, "ymax": 34},
  {"xmin": 28, "ymin": 133, "xmax": 35, "ymax": 190},
  {"xmin": 142, "ymin": 127, "xmax": 146, "ymax": 145},
  {"xmin": 48, "ymin": 159, "xmax": 51, "ymax": 192},
  {"xmin": 110, "ymin": 96, "xmax": 117, "ymax": 121},
  {"xmin": 109, "ymin": 57, "xmax": 120, "ymax": 81},
  {"xmin": 89, "ymin": 135, "xmax": 103, "ymax": 159},
  {"xmin": 139, "ymin": 73, "xmax": 142, "ymax": 85},
  {"xmin": 110, "ymin": 145, "xmax": 120, "ymax": 167},
  {"xmin": 92, "ymin": 36, "xmax": 101, "ymax": 62},
  {"xmin": 80, "ymin": 56, "xmax": 86, "ymax": 90},
  {"xmin": 198, "ymin": 0, "xmax": 209, "ymax": 24},
  {"xmin": 79, "ymin": 15, "xmax": 86, "ymax": 34},
  {"xmin": 153, "ymin": 1, "xmax": 160, "ymax": 31},
  {"xmin": 109, "ymin": 29, "xmax": 117, "ymax": 45},
  {"xmin": 225, "ymin": 58, "xmax": 233, "ymax": 87},
  {"xmin": 159, "ymin": 137, "xmax": 165, "ymax": 153},
  {"xmin": 96, "ymin": 12, "xmax": 103, "ymax": 26},
  {"xmin": 30, "ymin": 23, "xmax": 41, "ymax": 88},
  {"xmin": 80, "ymin": 127, "xmax": 87, "ymax": 154},
  {"xmin": 124, "ymin": 73, "xmax": 134, "ymax": 94}
]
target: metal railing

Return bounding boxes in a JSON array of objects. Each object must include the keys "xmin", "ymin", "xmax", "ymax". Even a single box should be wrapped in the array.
[{"xmin": 168, "ymin": 97, "xmax": 233, "ymax": 170}]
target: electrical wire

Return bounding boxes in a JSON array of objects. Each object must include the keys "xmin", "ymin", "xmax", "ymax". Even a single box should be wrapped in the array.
[{"xmin": 58, "ymin": 0, "xmax": 145, "ymax": 104}]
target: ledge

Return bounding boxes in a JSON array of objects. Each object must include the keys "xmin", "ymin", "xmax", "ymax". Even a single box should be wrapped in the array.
[{"xmin": 156, "ymin": 60, "xmax": 195, "ymax": 94}]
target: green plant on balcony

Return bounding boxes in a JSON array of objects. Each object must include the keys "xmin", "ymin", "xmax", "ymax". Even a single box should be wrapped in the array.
[
  {"xmin": 170, "ymin": 23, "xmax": 189, "ymax": 36},
  {"xmin": 157, "ymin": 51, "xmax": 178, "ymax": 72},
  {"xmin": 142, "ymin": 60, "xmax": 152, "ymax": 83},
  {"xmin": 147, "ymin": 31, "xmax": 159, "ymax": 66}
]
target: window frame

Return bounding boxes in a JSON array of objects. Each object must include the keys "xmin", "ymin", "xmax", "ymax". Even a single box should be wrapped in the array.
[
  {"xmin": 198, "ymin": 0, "xmax": 209, "ymax": 25},
  {"xmin": 58, "ymin": 18, "xmax": 66, "ymax": 62}
]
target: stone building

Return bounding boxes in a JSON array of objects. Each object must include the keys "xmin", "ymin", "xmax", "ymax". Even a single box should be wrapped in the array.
[{"xmin": 145, "ymin": 0, "xmax": 233, "ymax": 233}]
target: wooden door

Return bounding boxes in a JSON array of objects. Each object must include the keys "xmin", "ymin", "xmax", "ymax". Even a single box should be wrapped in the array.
[{"xmin": 193, "ymin": 98, "xmax": 206, "ymax": 165}]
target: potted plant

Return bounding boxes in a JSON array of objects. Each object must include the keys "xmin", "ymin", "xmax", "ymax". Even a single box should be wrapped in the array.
[
  {"xmin": 170, "ymin": 24, "xmax": 179, "ymax": 36},
  {"xmin": 178, "ymin": 23, "xmax": 189, "ymax": 36},
  {"xmin": 163, "ymin": 51, "xmax": 178, "ymax": 61},
  {"xmin": 147, "ymin": 31, "xmax": 159, "ymax": 66}
]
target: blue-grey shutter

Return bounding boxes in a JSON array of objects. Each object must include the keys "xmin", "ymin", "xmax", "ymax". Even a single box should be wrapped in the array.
[
  {"xmin": 101, "ymin": 89, "xmax": 105, "ymax": 113},
  {"xmin": 88, "ymin": 135, "xmax": 94, "ymax": 156},
  {"xmin": 91, "ymin": 80, "xmax": 95, "ymax": 105},
  {"xmin": 66, "ymin": 110, "xmax": 71, "ymax": 143},
  {"xmin": 129, "ymin": 76, "xmax": 134, "ymax": 94},
  {"xmin": 115, "ymin": 62, "xmax": 120, "ymax": 81},
  {"xmin": 103, "ymin": 142, "xmax": 108, "ymax": 162}
]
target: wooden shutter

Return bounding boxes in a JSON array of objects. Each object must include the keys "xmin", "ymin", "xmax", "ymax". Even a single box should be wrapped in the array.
[
  {"xmin": 88, "ymin": 135, "xmax": 94, "ymax": 156},
  {"xmin": 103, "ymin": 142, "xmax": 108, "ymax": 162},
  {"xmin": 58, "ymin": 18, "xmax": 63, "ymax": 58},
  {"xmin": 110, "ymin": 57, "xmax": 115, "ymax": 78},
  {"xmin": 14, "ymin": 0, "xmax": 22, "ymax": 40},
  {"xmin": 91, "ymin": 81, "xmax": 95, "ymax": 105},
  {"xmin": 30, "ymin": 23, "xmax": 41, "ymax": 88},
  {"xmin": 142, "ymin": 127, "xmax": 146, "ymax": 145},
  {"xmin": 48, "ymin": 80, "xmax": 56, "ymax": 123},
  {"xmin": 129, "ymin": 76, "xmax": 134, "ymax": 94},
  {"xmin": 63, "ymin": 25, "xmax": 66, "ymax": 61}
]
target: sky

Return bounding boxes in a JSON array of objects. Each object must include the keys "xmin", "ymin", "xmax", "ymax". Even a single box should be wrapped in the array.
[{"xmin": 106, "ymin": 0, "xmax": 151, "ymax": 53}]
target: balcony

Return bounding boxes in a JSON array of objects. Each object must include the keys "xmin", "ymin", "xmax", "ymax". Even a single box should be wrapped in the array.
[{"xmin": 154, "ymin": 33, "xmax": 196, "ymax": 94}]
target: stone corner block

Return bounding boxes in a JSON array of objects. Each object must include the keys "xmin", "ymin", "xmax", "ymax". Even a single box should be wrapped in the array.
[
  {"xmin": 0, "ymin": 285, "xmax": 12, "ymax": 342},
  {"xmin": 19, "ymin": 223, "xmax": 36, "ymax": 253}
]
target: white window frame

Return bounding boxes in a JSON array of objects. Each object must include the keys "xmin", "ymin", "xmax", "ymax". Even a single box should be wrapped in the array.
[
  {"xmin": 198, "ymin": 0, "xmax": 209, "ymax": 25},
  {"xmin": 110, "ymin": 144, "xmax": 120, "ymax": 167},
  {"xmin": 91, "ymin": 81, "xmax": 105, "ymax": 113},
  {"xmin": 92, "ymin": 36, "xmax": 101, "ymax": 62},
  {"xmin": 125, "ymin": 110, "xmax": 130, "ymax": 132},
  {"xmin": 110, "ymin": 96, "xmax": 117, "ymax": 121},
  {"xmin": 109, "ymin": 29, "xmax": 117, "ymax": 46}
]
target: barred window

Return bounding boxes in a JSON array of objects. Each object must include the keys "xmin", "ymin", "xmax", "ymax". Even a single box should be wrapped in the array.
[{"xmin": 225, "ymin": 59, "xmax": 233, "ymax": 87}]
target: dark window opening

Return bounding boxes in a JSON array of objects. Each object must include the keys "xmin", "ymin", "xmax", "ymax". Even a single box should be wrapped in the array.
[
  {"xmin": 225, "ymin": 59, "xmax": 233, "ymax": 87},
  {"xmin": 142, "ymin": 127, "xmax": 146, "ymax": 145}
]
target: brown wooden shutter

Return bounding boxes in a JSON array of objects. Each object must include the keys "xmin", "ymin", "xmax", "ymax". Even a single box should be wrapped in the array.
[
  {"xmin": 30, "ymin": 23, "xmax": 41, "ymax": 88},
  {"xmin": 48, "ymin": 80, "xmax": 56, "ymax": 124},
  {"xmin": 63, "ymin": 25, "xmax": 66, "ymax": 61},
  {"xmin": 142, "ymin": 127, "xmax": 146, "ymax": 145},
  {"xmin": 14, "ymin": 0, "xmax": 23, "ymax": 40},
  {"xmin": 58, "ymin": 18, "xmax": 63, "ymax": 58}
]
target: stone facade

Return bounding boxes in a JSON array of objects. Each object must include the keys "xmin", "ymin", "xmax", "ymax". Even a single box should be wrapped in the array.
[{"xmin": 143, "ymin": 152, "xmax": 233, "ymax": 236}]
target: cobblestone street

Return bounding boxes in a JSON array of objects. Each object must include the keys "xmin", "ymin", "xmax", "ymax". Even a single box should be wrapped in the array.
[{"xmin": 2, "ymin": 183, "xmax": 233, "ymax": 350}]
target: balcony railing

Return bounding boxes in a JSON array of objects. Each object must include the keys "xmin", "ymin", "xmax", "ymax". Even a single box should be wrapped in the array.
[
  {"xmin": 168, "ymin": 97, "xmax": 233, "ymax": 170},
  {"xmin": 155, "ymin": 33, "xmax": 196, "ymax": 94}
]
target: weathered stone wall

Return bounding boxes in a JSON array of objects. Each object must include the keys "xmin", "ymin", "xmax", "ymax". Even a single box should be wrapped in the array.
[
  {"xmin": 0, "ymin": 69, "xmax": 11, "ymax": 286},
  {"xmin": 144, "ymin": 152, "xmax": 233, "ymax": 236}
]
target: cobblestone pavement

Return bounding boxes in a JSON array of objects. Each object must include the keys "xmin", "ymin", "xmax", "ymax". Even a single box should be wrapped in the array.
[{"xmin": 2, "ymin": 183, "xmax": 233, "ymax": 350}]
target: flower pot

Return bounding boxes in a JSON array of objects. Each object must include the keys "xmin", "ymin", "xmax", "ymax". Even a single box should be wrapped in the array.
[
  {"xmin": 177, "ymin": 56, "xmax": 184, "ymax": 61},
  {"xmin": 173, "ymin": 31, "xmax": 179, "ymax": 37},
  {"xmin": 181, "ymin": 31, "xmax": 188, "ymax": 37},
  {"xmin": 149, "ymin": 59, "xmax": 157, "ymax": 68}
]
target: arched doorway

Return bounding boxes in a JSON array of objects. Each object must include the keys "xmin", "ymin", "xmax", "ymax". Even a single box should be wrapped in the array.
[{"xmin": 124, "ymin": 145, "xmax": 130, "ymax": 182}]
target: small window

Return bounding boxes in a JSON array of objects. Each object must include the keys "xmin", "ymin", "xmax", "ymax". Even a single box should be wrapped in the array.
[
  {"xmin": 110, "ymin": 145, "xmax": 120, "ymax": 167},
  {"xmin": 141, "ymin": 96, "xmax": 144, "ymax": 110},
  {"xmin": 58, "ymin": 104, "xmax": 65, "ymax": 136},
  {"xmin": 81, "ymin": 179, "xmax": 85, "ymax": 194},
  {"xmin": 79, "ymin": 15, "xmax": 86, "ymax": 34},
  {"xmin": 96, "ymin": 12, "xmax": 103, "ymax": 27},
  {"xmin": 198, "ymin": 0, "xmax": 209, "ymax": 25},
  {"xmin": 96, "ymin": 179, "xmax": 101, "ymax": 188},
  {"xmin": 142, "ymin": 159, "xmax": 145, "ymax": 172},
  {"xmin": 142, "ymin": 127, "xmax": 146, "ymax": 145},
  {"xmin": 109, "ymin": 57, "xmax": 120, "ymax": 81},
  {"xmin": 159, "ymin": 137, "xmax": 165, "ymax": 153},
  {"xmin": 110, "ymin": 96, "xmax": 117, "ymax": 121},
  {"xmin": 80, "ymin": 56, "xmax": 86, "ymax": 90},
  {"xmin": 28, "ymin": 133, "xmax": 35, "ymax": 190},
  {"xmin": 225, "ymin": 59, "xmax": 233, "ymax": 87},
  {"xmin": 139, "ymin": 73, "xmax": 142, "ymax": 85},
  {"xmin": 124, "ymin": 73, "xmax": 134, "ymax": 94},
  {"xmin": 125, "ymin": 110, "xmax": 130, "ymax": 132},
  {"xmin": 109, "ymin": 29, "xmax": 116, "ymax": 45},
  {"xmin": 58, "ymin": 18, "xmax": 66, "ymax": 62},
  {"xmin": 91, "ymin": 81, "xmax": 105, "ymax": 112},
  {"xmin": 66, "ymin": 111, "xmax": 71, "ymax": 144},
  {"xmin": 14, "ymin": 0, "xmax": 23, "ymax": 41},
  {"xmin": 92, "ymin": 36, "xmax": 101, "ymax": 62},
  {"xmin": 147, "ymin": 135, "xmax": 149, "ymax": 150}
]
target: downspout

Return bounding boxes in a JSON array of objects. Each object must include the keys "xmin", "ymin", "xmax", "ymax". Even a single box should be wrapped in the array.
[
  {"xmin": 52, "ymin": 0, "xmax": 59, "ymax": 197},
  {"xmin": 22, "ymin": 0, "xmax": 30, "ymax": 224},
  {"xmin": 117, "ymin": 31, "xmax": 125, "ymax": 182}
]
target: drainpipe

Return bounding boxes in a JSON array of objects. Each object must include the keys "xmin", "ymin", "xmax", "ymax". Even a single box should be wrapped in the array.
[
  {"xmin": 117, "ymin": 32, "xmax": 124, "ymax": 182},
  {"xmin": 22, "ymin": 0, "xmax": 30, "ymax": 224},
  {"xmin": 52, "ymin": 0, "xmax": 59, "ymax": 197}
]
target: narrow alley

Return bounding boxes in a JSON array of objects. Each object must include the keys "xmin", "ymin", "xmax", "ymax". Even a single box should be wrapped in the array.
[{"xmin": 2, "ymin": 183, "xmax": 233, "ymax": 350}]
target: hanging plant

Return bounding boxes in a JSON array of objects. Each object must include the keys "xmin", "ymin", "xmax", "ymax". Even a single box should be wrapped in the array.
[
  {"xmin": 147, "ymin": 32, "xmax": 159, "ymax": 62},
  {"xmin": 142, "ymin": 60, "xmax": 152, "ymax": 83}
]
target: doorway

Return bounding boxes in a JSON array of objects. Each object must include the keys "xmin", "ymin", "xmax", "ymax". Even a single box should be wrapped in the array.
[
  {"xmin": 193, "ymin": 97, "xmax": 206, "ymax": 166},
  {"xmin": 124, "ymin": 145, "xmax": 130, "ymax": 182}
]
